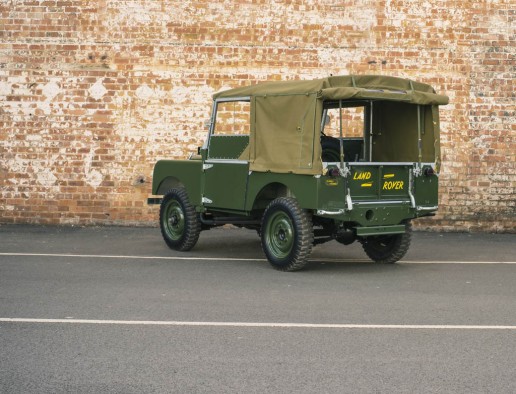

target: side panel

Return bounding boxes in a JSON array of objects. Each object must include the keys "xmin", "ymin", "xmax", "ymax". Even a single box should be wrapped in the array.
[
  {"xmin": 203, "ymin": 162, "xmax": 249, "ymax": 210},
  {"xmin": 316, "ymin": 175, "xmax": 347, "ymax": 212},
  {"xmin": 151, "ymin": 160, "xmax": 203, "ymax": 206},
  {"xmin": 245, "ymin": 172, "xmax": 319, "ymax": 211}
]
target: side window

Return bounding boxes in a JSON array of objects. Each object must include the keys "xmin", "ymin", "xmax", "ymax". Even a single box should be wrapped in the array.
[
  {"xmin": 322, "ymin": 105, "xmax": 365, "ymax": 138},
  {"xmin": 214, "ymin": 101, "xmax": 251, "ymax": 136},
  {"xmin": 321, "ymin": 102, "xmax": 366, "ymax": 162},
  {"xmin": 208, "ymin": 100, "xmax": 251, "ymax": 160}
]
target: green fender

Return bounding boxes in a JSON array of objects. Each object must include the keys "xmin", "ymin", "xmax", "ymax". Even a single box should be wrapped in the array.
[
  {"xmin": 151, "ymin": 160, "xmax": 203, "ymax": 206},
  {"xmin": 245, "ymin": 172, "xmax": 319, "ymax": 211}
]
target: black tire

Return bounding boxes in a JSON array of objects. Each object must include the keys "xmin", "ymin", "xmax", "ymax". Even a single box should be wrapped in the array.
[
  {"xmin": 361, "ymin": 221, "xmax": 412, "ymax": 264},
  {"xmin": 261, "ymin": 197, "xmax": 313, "ymax": 271},
  {"xmin": 321, "ymin": 136, "xmax": 343, "ymax": 162},
  {"xmin": 159, "ymin": 188, "xmax": 201, "ymax": 251}
]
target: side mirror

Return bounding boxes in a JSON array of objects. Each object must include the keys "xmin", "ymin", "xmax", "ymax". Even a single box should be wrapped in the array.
[{"xmin": 324, "ymin": 114, "xmax": 331, "ymax": 126}]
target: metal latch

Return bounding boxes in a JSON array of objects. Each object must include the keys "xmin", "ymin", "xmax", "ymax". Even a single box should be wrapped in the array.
[
  {"xmin": 317, "ymin": 209, "xmax": 345, "ymax": 216},
  {"xmin": 346, "ymin": 188, "xmax": 353, "ymax": 211}
]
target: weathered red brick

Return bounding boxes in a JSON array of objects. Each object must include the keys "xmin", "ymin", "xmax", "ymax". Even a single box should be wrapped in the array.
[{"xmin": 0, "ymin": 0, "xmax": 514, "ymax": 232}]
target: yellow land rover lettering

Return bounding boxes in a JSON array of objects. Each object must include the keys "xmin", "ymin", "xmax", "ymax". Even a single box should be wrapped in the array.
[
  {"xmin": 361, "ymin": 182, "xmax": 373, "ymax": 188},
  {"xmin": 353, "ymin": 171, "xmax": 372, "ymax": 180},
  {"xmin": 383, "ymin": 174, "xmax": 395, "ymax": 179},
  {"xmin": 382, "ymin": 181, "xmax": 404, "ymax": 190}
]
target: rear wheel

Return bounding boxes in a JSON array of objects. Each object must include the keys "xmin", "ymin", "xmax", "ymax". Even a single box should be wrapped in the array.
[
  {"xmin": 361, "ymin": 221, "xmax": 412, "ymax": 264},
  {"xmin": 261, "ymin": 197, "xmax": 313, "ymax": 271},
  {"xmin": 160, "ymin": 188, "xmax": 201, "ymax": 251}
]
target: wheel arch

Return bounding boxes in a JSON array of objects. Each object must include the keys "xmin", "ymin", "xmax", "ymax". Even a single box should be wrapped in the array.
[
  {"xmin": 249, "ymin": 182, "xmax": 293, "ymax": 211},
  {"xmin": 246, "ymin": 174, "xmax": 319, "ymax": 212},
  {"xmin": 151, "ymin": 160, "xmax": 203, "ymax": 206},
  {"xmin": 156, "ymin": 176, "xmax": 184, "ymax": 196},
  {"xmin": 156, "ymin": 177, "xmax": 203, "ymax": 207}
]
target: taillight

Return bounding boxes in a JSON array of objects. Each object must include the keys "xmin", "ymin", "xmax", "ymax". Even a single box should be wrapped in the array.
[
  {"xmin": 329, "ymin": 168, "xmax": 341, "ymax": 177},
  {"xmin": 424, "ymin": 167, "xmax": 435, "ymax": 176}
]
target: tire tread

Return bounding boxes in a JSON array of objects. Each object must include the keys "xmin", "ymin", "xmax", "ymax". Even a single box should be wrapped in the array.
[
  {"xmin": 261, "ymin": 197, "xmax": 313, "ymax": 272},
  {"xmin": 361, "ymin": 221, "xmax": 411, "ymax": 264},
  {"xmin": 159, "ymin": 188, "xmax": 201, "ymax": 251}
]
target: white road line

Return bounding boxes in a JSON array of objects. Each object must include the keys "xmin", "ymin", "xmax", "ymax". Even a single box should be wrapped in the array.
[
  {"xmin": 0, "ymin": 252, "xmax": 515, "ymax": 264},
  {"xmin": 0, "ymin": 253, "xmax": 265, "ymax": 262},
  {"xmin": 1, "ymin": 318, "xmax": 515, "ymax": 330},
  {"xmin": 402, "ymin": 260, "xmax": 516, "ymax": 264}
]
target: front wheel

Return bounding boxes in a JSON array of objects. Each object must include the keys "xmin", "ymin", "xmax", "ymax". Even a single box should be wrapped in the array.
[
  {"xmin": 261, "ymin": 197, "xmax": 313, "ymax": 271},
  {"xmin": 159, "ymin": 188, "xmax": 201, "ymax": 251},
  {"xmin": 361, "ymin": 221, "xmax": 412, "ymax": 264}
]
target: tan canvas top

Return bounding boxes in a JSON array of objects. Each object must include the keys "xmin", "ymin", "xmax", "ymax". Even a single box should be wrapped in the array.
[
  {"xmin": 213, "ymin": 75, "xmax": 448, "ymax": 175},
  {"xmin": 213, "ymin": 75, "xmax": 449, "ymax": 105}
]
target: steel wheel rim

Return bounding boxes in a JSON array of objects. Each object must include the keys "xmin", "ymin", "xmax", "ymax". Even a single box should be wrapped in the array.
[
  {"xmin": 265, "ymin": 211, "xmax": 294, "ymax": 260},
  {"xmin": 163, "ymin": 200, "xmax": 185, "ymax": 241}
]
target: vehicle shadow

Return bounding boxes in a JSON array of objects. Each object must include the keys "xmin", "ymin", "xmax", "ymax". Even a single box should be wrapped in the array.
[{"xmin": 156, "ymin": 228, "xmax": 412, "ymax": 274}]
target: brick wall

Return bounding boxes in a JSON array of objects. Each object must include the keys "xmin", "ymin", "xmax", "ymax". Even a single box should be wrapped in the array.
[{"xmin": 1, "ymin": 0, "xmax": 514, "ymax": 232}]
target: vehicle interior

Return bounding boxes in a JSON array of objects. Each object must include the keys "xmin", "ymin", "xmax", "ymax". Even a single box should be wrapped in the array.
[{"xmin": 320, "ymin": 99, "xmax": 436, "ymax": 164}]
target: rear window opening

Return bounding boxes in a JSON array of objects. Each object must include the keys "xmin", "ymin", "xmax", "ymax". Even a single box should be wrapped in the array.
[{"xmin": 320, "ymin": 100, "xmax": 436, "ymax": 164}]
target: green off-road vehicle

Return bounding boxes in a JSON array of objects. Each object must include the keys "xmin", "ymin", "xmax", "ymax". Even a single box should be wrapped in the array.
[{"xmin": 148, "ymin": 75, "xmax": 448, "ymax": 271}]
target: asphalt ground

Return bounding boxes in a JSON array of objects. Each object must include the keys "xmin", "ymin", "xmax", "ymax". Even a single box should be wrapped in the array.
[{"xmin": 1, "ymin": 224, "xmax": 515, "ymax": 393}]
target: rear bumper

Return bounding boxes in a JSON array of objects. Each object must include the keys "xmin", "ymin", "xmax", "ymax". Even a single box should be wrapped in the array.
[{"xmin": 355, "ymin": 224, "xmax": 406, "ymax": 237}]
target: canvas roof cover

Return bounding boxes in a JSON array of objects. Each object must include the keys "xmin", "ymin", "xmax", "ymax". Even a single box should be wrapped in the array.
[
  {"xmin": 213, "ymin": 75, "xmax": 449, "ymax": 105},
  {"xmin": 213, "ymin": 75, "xmax": 448, "ymax": 175}
]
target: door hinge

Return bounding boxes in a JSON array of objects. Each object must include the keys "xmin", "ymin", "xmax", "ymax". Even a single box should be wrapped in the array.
[{"xmin": 203, "ymin": 164, "xmax": 213, "ymax": 171}]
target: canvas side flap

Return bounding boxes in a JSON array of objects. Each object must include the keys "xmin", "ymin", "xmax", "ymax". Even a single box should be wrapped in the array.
[
  {"xmin": 250, "ymin": 94, "xmax": 322, "ymax": 175},
  {"xmin": 371, "ymin": 102, "xmax": 437, "ymax": 163}
]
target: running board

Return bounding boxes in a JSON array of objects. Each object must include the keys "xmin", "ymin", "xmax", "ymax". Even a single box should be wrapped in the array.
[{"xmin": 199, "ymin": 214, "xmax": 260, "ymax": 226}]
